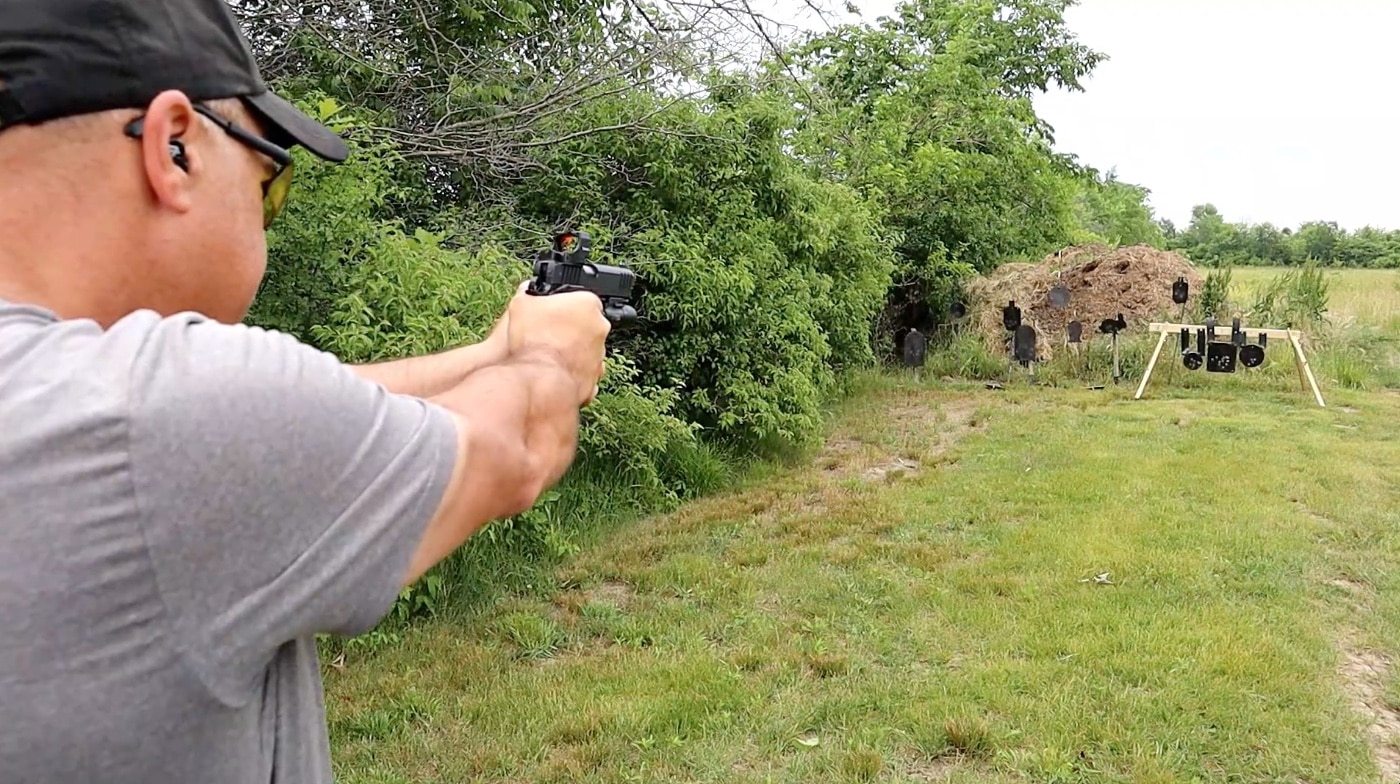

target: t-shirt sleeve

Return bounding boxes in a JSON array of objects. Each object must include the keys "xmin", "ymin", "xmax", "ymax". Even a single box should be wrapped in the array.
[{"xmin": 119, "ymin": 310, "xmax": 460, "ymax": 702}]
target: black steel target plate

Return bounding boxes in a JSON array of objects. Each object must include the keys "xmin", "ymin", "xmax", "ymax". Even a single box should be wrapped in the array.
[{"xmin": 1206, "ymin": 341, "xmax": 1238, "ymax": 373}]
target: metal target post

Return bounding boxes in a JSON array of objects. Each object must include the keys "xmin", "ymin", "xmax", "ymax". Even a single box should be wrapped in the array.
[
  {"xmin": 1098, "ymin": 314, "xmax": 1128, "ymax": 384},
  {"xmin": 902, "ymin": 328, "xmax": 928, "ymax": 382}
]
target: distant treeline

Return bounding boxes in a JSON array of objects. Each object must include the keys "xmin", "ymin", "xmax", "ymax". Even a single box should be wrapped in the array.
[{"xmin": 1162, "ymin": 204, "xmax": 1400, "ymax": 269}]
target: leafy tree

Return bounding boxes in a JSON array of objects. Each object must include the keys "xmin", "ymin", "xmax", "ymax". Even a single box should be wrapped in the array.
[
  {"xmin": 1294, "ymin": 221, "xmax": 1341, "ymax": 266},
  {"xmin": 1070, "ymin": 167, "xmax": 1166, "ymax": 248},
  {"xmin": 1170, "ymin": 205, "xmax": 1400, "ymax": 268},
  {"xmin": 780, "ymin": 0, "xmax": 1104, "ymax": 334},
  {"xmin": 1158, "ymin": 217, "xmax": 1178, "ymax": 241},
  {"xmin": 1336, "ymin": 227, "xmax": 1400, "ymax": 268}
]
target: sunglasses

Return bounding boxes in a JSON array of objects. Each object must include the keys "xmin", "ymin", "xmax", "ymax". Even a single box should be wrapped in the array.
[{"xmin": 123, "ymin": 102, "xmax": 294, "ymax": 228}]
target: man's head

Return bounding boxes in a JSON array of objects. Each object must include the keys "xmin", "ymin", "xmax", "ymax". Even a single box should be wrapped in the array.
[{"xmin": 0, "ymin": 0, "xmax": 348, "ymax": 325}]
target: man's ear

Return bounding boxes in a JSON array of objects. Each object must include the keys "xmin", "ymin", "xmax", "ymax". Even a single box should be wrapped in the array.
[{"xmin": 136, "ymin": 91, "xmax": 203, "ymax": 215}]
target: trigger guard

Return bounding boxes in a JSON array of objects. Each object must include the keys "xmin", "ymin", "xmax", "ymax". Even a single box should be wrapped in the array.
[{"xmin": 604, "ymin": 303, "xmax": 637, "ymax": 323}]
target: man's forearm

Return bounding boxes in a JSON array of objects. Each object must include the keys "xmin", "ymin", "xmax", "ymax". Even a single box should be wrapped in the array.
[
  {"xmin": 350, "ymin": 340, "xmax": 505, "ymax": 399},
  {"xmin": 451, "ymin": 353, "xmax": 581, "ymax": 509},
  {"xmin": 402, "ymin": 352, "xmax": 582, "ymax": 585}
]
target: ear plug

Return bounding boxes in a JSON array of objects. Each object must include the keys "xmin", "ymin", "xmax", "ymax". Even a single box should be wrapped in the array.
[{"xmin": 169, "ymin": 139, "xmax": 188, "ymax": 172}]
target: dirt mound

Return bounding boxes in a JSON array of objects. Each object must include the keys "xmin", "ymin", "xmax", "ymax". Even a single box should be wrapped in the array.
[{"xmin": 964, "ymin": 244, "xmax": 1204, "ymax": 360}]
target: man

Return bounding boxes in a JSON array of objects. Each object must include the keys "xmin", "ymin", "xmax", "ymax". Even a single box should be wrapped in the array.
[{"xmin": 0, "ymin": 0, "xmax": 611, "ymax": 781}]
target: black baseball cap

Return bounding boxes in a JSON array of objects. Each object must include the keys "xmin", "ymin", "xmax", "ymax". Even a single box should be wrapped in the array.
[{"xmin": 0, "ymin": 0, "xmax": 349, "ymax": 162}]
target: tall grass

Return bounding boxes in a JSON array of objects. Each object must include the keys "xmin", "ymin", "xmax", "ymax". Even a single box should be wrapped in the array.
[
  {"xmin": 1234, "ymin": 266, "xmax": 1400, "ymax": 327},
  {"xmin": 1242, "ymin": 262, "xmax": 1329, "ymax": 327},
  {"xmin": 1235, "ymin": 265, "xmax": 1400, "ymax": 391},
  {"xmin": 1197, "ymin": 263, "xmax": 1234, "ymax": 320}
]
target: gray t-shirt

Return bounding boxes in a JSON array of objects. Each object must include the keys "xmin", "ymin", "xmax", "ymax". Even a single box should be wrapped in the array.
[{"xmin": 0, "ymin": 298, "xmax": 460, "ymax": 783}]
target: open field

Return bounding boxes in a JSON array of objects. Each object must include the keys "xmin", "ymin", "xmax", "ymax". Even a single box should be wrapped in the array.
[
  {"xmin": 323, "ymin": 269, "xmax": 1400, "ymax": 783},
  {"xmin": 1230, "ymin": 266, "xmax": 1400, "ymax": 331}
]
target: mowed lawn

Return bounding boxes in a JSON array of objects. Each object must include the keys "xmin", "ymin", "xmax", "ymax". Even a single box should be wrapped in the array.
[{"xmin": 324, "ymin": 271, "xmax": 1400, "ymax": 784}]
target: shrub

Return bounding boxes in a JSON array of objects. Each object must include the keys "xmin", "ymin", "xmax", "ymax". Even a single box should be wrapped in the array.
[
  {"xmin": 1247, "ymin": 262, "xmax": 1329, "ymax": 328},
  {"xmin": 1196, "ymin": 265, "xmax": 1234, "ymax": 320}
]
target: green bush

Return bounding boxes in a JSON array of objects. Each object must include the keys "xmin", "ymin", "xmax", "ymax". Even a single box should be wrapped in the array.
[
  {"xmin": 508, "ymin": 89, "xmax": 899, "ymax": 453},
  {"xmin": 251, "ymin": 95, "xmax": 407, "ymax": 346},
  {"xmin": 1197, "ymin": 265, "xmax": 1234, "ymax": 320}
]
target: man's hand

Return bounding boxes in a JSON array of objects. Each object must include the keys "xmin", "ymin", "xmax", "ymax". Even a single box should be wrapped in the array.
[
  {"xmin": 504, "ymin": 287, "xmax": 612, "ymax": 405},
  {"xmin": 397, "ymin": 284, "xmax": 612, "ymax": 585}
]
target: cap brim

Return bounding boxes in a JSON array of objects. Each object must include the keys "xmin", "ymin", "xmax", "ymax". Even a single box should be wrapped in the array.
[{"xmin": 243, "ymin": 91, "xmax": 349, "ymax": 163}]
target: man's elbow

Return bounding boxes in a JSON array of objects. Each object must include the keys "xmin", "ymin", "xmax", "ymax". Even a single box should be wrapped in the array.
[
  {"xmin": 400, "ymin": 417, "xmax": 545, "ymax": 587},
  {"xmin": 404, "ymin": 364, "xmax": 582, "ymax": 585},
  {"xmin": 454, "ymin": 414, "xmax": 547, "ymax": 523}
]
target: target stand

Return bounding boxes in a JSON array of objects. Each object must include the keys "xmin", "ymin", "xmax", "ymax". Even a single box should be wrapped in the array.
[{"xmin": 1133, "ymin": 321, "xmax": 1325, "ymax": 408}]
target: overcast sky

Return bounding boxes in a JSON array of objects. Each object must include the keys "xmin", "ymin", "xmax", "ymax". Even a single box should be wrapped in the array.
[{"xmin": 756, "ymin": 0, "xmax": 1400, "ymax": 232}]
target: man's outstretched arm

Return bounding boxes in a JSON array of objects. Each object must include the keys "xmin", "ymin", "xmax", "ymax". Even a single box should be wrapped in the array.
[
  {"xmin": 124, "ymin": 286, "xmax": 608, "ymax": 698},
  {"xmin": 399, "ymin": 287, "xmax": 609, "ymax": 585},
  {"xmin": 401, "ymin": 349, "xmax": 581, "ymax": 585},
  {"xmin": 349, "ymin": 321, "xmax": 508, "ymax": 399}
]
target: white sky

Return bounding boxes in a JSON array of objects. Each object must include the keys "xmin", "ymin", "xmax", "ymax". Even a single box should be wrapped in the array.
[{"xmin": 754, "ymin": 0, "xmax": 1400, "ymax": 232}]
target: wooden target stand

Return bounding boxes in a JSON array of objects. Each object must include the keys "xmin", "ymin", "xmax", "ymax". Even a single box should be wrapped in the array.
[{"xmin": 1133, "ymin": 321, "xmax": 1326, "ymax": 408}]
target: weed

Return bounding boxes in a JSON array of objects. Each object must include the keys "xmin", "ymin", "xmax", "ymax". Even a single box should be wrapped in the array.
[
  {"xmin": 922, "ymin": 330, "xmax": 1006, "ymax": 380},
  {"xmin": 943, "ymin": 716, "xmax": 994, "ymax": 758},
  {"xmin": 1247, "ymin": 261, "xmax": 1330, "ymax": 327},
  {"xmin": 839, "ymin": 747, "xmax": 884, "ymax": 782},
  {"xmin": 495, "ymin": 610, "xmax": 566, "ymax": 660},
  {"xmin": 1197, "ymin": 264, "xmax": 1235, "ymax": 319}
]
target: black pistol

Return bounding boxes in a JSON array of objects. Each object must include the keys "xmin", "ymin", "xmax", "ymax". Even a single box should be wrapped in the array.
[{"xmin": 526, "ymin": 230, "xmax": 637, "ymax": 324}]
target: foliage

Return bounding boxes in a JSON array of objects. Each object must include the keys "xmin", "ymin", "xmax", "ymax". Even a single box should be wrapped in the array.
[
  {"xmin": 1170, "ymin": 203, "xmax": 1400, "ymax": 268},
  {"xmin": 497, "ymin": 79, "xmax": 901, "ymax": 450},
  {"xmin": 309, "ymin": 228, "xmax": 518, "ymax": 361},
  {"xmin": 1068, "ymin": 167, "xmax": 1167, "ymax": 249},
  {"xmin": 1197, "ymin": 264, "xmax": 1234, "ymax": 320},
  {"xmin": 1246, "ymin": 262, "xmax": 1330, "ymax": 328},
  {"xmin": 250, "ymin": 95, "xmax": 410, "ymax": 345}
]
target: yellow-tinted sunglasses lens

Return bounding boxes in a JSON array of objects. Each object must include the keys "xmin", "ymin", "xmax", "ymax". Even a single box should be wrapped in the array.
[{"xmin": 262, "ymin": 159, "xmax": 294, "ymax": 228}]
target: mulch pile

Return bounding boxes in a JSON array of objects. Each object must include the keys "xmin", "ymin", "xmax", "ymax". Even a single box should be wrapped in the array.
[{"xmin": 964, "ymin": 244, "xmax": 1204, "ymax": 361}]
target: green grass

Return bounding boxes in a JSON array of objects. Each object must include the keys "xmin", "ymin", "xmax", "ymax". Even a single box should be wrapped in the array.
[
  {"xmin": 1231, "ymin": 266, "xmax": 1400, "ymax": 330},
  {"xmin": 324, "ymin": 367, "xmax": 1400, "ymax": 783},
  {"xmin": 322, "ymin": 269, "xmax": 1400, "ymax": 783}
]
